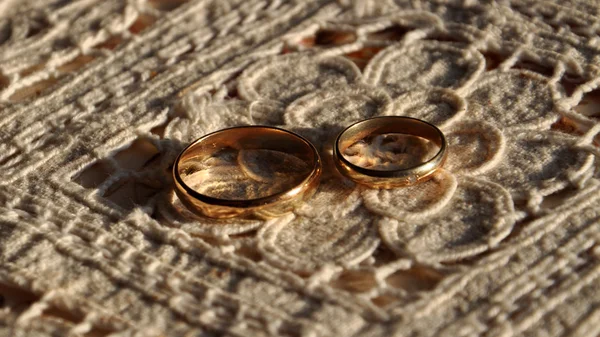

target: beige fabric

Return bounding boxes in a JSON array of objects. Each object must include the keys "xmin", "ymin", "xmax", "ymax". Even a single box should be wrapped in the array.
[{"xmin": 1, "ymin": 0, "xmax": 600, "ymax": 336}]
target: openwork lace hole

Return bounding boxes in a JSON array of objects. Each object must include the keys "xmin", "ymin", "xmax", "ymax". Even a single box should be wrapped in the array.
[
  {"xmin": 370, "ymin": 244, "xmax": 399, "ymax": 266},
  {"xmin": 511, "ymin": 60, "xmax": 554, "ymax": 77},
  {"xmin": 0, "ymin": 151, "xmax": 20, "ymax": 168},
  {"xmin": 370, "ymin": 294, "xmax": 398, "ymax": 308},
  {"xmin": 551, "ymin": 117, "xmax": 581, "ymax": 136},
  {"xmin": 286, "ymin": 29, "xmax": 357, "ymax": 51},
  {"xmin": 234, "ymin": 243, "xmax": 263, "ymax": 262},
  {"xmin": 574, "ymin": 88, "xmax": 600, "ymax": 120},
  {"xmin": 128, "ymin": 14, "xmax": 156, "ymax": 34},
  {"xmin": 218, "ymin": 77, "xmax": 242, "ymax": 100},
  {"xmin": 0, "ymin": 19, "xmax": 11, "ymax": 46},
  {"xmin": 0, "ymin": 73, "xmax": 9, "ymax": 90},
  {"xmin": 423, "ymin": 33, "xmax": 465, "ymax": 43},
  {"xmin": 385, "ymin": 266, "xmax": 443, "ymax": 292},
  {"xmin": 539, "ymin": 186, "xmax": 581, "ymax": 210},
  {"xmin": 330, "ymin": 270, "xmax": 377, "ymax": 293},
  {"xmin": 150, "ymin": 123, "xmax": 167, "ymax": 138},
  {"xmin": 345, "ymin": 46, "xmax": 383, "ymax": 70},
  {"xmin": 57, "ymin": 55, "xmax": 96, "ymax": 73},
  {"xmin": 0, "ymin": 283, "xmax": 38, "ymax": 313},
  {"xmin": 148, "ymin": 0, "xmax": 189, "ymax": 11},
  {"xmin": 94, "ymin": 36, "xmax": 123, "ymax": 51},
  {"xmin": 559, "ymin": 73, "xmax": 586, "ymax": 96},
  {"xmin": 20, "ymin": 63, "xmax": 46, "ymax": 77},
  {"xmin": 314, "ymin": 30, "xmax": 357, "ymax": 46},
  {"xmin": 481, "ymin": 50, "xmax": 508, "ymax": 71},
  {"xmin": 88, "ymin": 19, "xmax": 102, "ymax": 32},
  {"xmin": 367, "ymin": 25, "xmax": 411, "ymax": 42},
  {"xmin": 9, "ymin": 77, "xmax": 60, "ymax": 102},
  {"xmin": 72, "ymin": 161, "xmax": 115, "ymax": 189},
  {"xmin": 25, "ymin": 15, "xmax": 50, "ymax": 39}
]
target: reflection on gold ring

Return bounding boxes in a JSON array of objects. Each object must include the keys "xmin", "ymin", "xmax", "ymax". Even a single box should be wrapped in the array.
[
  {"xmin": 333, "ymin": 116, "xmax": 447, "ymax": 188},
  {"xmin": 173, "ymin": 126, "xmax": 322, "ymax": 219}
]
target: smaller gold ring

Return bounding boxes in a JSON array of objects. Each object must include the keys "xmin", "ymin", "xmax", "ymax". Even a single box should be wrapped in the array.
[
  {"xmin": 333, "ymin": 116, "xmax": 447, "ymax": 188},
  {"xmin": 173, "ymin": 126, "xmax": 322, "ymax": 219}
]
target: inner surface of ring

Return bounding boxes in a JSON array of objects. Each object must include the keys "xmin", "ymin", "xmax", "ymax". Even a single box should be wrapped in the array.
[
  {"xmin": 338, "ymin": 118, "xmax": 442, "ymax": 172},
  {"xmin": 177, "ymin": 128, "xmax": 315, "ymax": 200}
]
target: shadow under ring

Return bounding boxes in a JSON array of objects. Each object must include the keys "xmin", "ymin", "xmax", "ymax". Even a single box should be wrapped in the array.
[{"xmin": 173, "ymin": 126, "xmax": 322, "ymax": 219}]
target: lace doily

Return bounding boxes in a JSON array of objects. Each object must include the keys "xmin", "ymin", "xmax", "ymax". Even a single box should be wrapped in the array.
[{"xmin": 1, "ymin": 0, "xmax": 600, "ymax": 336}]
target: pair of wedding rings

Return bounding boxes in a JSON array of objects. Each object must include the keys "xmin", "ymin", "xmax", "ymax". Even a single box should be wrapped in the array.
[{"xmin": 173, "ymin": 116, "xmax": 447, "ymax": 219}]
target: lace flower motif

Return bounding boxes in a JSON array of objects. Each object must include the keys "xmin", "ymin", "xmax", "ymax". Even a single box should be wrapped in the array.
[{"xmin": 165, "ymin": 40, "xmax": 595, "ymax": 274}]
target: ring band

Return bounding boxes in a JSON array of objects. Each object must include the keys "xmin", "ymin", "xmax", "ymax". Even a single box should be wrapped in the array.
[
  {"xmin": 333, "ymin": 116, "xmax": 447, "ymax": 188},
  {"xmin": 173, "ymin": 126, "xmax": 322, "ymax": 218}
]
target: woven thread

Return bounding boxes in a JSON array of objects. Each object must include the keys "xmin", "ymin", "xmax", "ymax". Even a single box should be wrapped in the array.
[{"xmin": 1, "ymin": 0, "xmax": 600, "ymax": 336}]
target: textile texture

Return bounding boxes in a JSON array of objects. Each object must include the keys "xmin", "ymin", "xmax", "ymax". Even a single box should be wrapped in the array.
[{"xmin": 1, "ymin": 0, "xmax": 600, "ymax": 336}]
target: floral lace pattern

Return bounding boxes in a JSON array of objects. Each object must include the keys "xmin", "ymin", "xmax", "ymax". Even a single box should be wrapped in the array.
[{"xmin": 1, "ymin": 0, "xmax": 600, "ymax": 336}]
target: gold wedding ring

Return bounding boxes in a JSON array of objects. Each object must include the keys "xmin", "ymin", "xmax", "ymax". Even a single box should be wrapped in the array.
[
  {"xmin": 173, "ymin": 126, "xmax": 322, "ymax": 218},
  {"xmin": 333, "ymin": 116, "xmax": 447, "ymax": 188}
]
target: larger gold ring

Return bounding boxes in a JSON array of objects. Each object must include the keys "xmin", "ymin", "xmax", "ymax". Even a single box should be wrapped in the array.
[
  {"xmin": 333, "ymin": 116, "xmax": 447, "ymax": 188},
  {"xmin": 173, "ymin": 126, "xmax": 322, "ymax": 219}
]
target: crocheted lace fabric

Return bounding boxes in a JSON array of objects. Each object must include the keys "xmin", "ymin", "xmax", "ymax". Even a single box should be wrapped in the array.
[{"xmin": 2, "ymin": 0, "xmax": 600, "ymax": 336}]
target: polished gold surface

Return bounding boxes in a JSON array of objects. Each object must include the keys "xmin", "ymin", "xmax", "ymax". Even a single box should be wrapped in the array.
[
  {"xmin": 173, "ymin": 126, "xmax": 322, "ymax": 218},
  {"xmin": 333, "ymin": 116, "xmax": 447, "ymax": 188}
]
